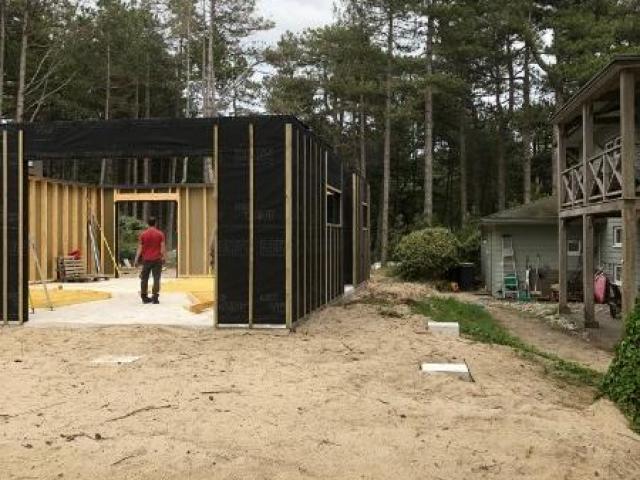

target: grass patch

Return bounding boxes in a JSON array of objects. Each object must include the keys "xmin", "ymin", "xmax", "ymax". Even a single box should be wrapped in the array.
[{"xmin": 413, "ymin": 297, "xmax": 603, "ymax": 388}]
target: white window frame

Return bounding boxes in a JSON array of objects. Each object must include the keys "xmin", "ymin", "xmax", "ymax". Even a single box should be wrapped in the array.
[
  {"xmin": 613, "ymin": 226, "xmax": 622, "ymax": 248},
  {"xmin": 568, "ymin": 239, "xmax": 581, "ymax": 256},
  {"xmin": 614, "ymin": 264, "xmax": 623, "ymax": 286}
]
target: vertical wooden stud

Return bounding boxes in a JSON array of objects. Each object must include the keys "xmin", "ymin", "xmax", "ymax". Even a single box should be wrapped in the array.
[
  {"xmin": 2, "ymin": 130, "xmax": 7, "ymax": 324},
  {"xmin": 18, "ymin": 131, "xmax": 24, "ymax": 323},
  {"xmin": 303, "ymin": 133, "xmax": 307, "ymax": 316},
  {"xmin": 248, "ymin": 123, "xmax": 254, "ymax": 327},
  {"xmin": 213, "ymin": 124, "xmax": 219, "ymax": 326},
  {"xmin": 352, "ymin": 173, "xmax": 357, "ymax": 285},
  {"xmin": 324, "ymin": 151, "xmax": 328, "ymax": 304},
  {"xmin": 285, "ymin": 124, "xmax": 293, "ymax": 329}
]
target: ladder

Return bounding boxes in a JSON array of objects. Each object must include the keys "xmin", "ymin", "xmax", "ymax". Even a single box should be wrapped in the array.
[{"xmin": 502, "ymin": 235, "xmax": 519, "ymax": 299}]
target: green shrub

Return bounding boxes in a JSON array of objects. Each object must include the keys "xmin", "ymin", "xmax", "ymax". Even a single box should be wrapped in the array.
[
  {"xmin": 602, "ymin": 306, "xmax": 640, "ymax": 431},
  {"xmin": 394, "ymin": 227, "xmax": 459, "ymax": 280},
  {"xmin": 118, "ymin": 215, "xmax": 146, "ymax": 262}
]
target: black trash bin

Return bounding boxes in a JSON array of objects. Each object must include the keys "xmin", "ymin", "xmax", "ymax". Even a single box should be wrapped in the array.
[{"xmin": 458, "ymin": 262, "xmax": 474, "ymax": 291}]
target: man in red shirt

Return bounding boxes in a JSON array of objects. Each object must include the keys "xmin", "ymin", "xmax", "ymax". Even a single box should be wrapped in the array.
[{"xmin": 135, "ymin": 217, "xmax": 166, "ymax": 304}]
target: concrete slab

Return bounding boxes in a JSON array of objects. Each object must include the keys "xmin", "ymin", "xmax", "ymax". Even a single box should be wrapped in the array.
[
  {"xmin": 428, "ymin": 321, "xmax": 460, "ymax": 337},
  {"xmin": 27, "ymin": 278, "xmax": 214, "ymax": 328},
  {"xmin": 421, "ymin": 363, "xmax": 471, "ymax": 381}
]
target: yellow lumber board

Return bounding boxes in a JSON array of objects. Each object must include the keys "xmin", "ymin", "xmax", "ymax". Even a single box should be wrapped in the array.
[
  {"xmin": 29, "ymin": 288, "xmax": 111, "ymax": 309},
  {"xmin": 162, "ymin": 277, "xmax": 216, "ymax": 293}
]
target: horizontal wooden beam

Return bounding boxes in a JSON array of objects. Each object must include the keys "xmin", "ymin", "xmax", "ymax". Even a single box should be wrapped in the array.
[
  {"xmin": 559, "ymin": 199, "xmax": 628, "ymax": 218},
  {"xmin": 113, "ymin": 192, "xmax": 179, "ymax": 202}
]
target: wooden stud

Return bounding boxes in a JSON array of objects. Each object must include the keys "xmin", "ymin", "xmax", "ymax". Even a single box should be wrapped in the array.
[
  {"xmin": 286, "ymin": 124, "xmax": 293, "ymax": 329},
  {"xmin": 295, "ymin": 128, "xmax": 302, "ymax": 321},
  {"xmin": 303, "ymin": 133, "xmax": 307, "ymax": 316},
  {"xmin": 18, "ymin": 131, "xmax": 24, "ymax": 324},
  {"xmin": 53, "ymin": 184, "xmax": 60, "ymax": 263},
  {"xmin": 325, "ymin": 151, "xmax": 328, "ymax": 304},
  {"xmin": 81, "ymin": 187, "xmax": 88, "ymax": 273},
  {"xmin": 29, "ymin": 179, "xmax": 36, "ymax": 282},
  {"xmin": 2, "ymin": 130, "xmax": 7, "ymax": 324},
  {"xmin": 62, "ymin": 184, "xmax": 69, "ymax": 254},
  {"xmin": 316, "ymin": 141, "xmax": 320, "ymax": 309},
  {"xmin": 185, "ymin": 188, "xmax": 191, "ymax": 275},
  {"xmin": 213, "ymin": 124, "xmax": 219, "ymax": 326},
  {"xmin": 201, "ymin": 187, "xmax": 207, "ymax": 275},
  {"xmin": 249, "ymin": 123, "xmax": 255, "ymax": 327},
  {"xmin": 352, "ymin": 173, "xmax": 357, "ymax": 285},
  {"xmin": 99, "ymin": 188, "xmax": 104, "ymax": 273}
]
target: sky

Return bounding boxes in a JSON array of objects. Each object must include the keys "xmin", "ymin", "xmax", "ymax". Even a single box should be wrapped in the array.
[{"xmin": 253, "ymin": 0, "xmax": 337, "ymax": 45}]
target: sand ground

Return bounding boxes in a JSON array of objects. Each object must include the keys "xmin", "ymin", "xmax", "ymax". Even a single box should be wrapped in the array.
[{"xmin": 1, "ymin": 274, "xmax": 639, "ymax": 480}]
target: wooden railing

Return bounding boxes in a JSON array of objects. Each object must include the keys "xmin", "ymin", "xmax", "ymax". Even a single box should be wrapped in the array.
[{"xmin": 561, "ymin": 137, "xmax": 624, "ymax": 209}]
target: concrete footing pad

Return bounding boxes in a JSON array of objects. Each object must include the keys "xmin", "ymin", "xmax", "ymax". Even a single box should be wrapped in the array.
[
  {"xmin": 427, "ymin": 321, "xmax": 460, "ymax": 337},
  {"xmin": 421, "ymin": 363, "xmax": 472, "ymax": 381}
]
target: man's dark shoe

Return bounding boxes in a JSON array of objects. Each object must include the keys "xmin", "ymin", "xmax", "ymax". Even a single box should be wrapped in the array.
[
  {"xmin": 151, "ymin": 295, "xmax": 160, "ymax": 304},
  {"xmin": 141, "ymin": 295, "xmax": 152, "ymax": 304}
]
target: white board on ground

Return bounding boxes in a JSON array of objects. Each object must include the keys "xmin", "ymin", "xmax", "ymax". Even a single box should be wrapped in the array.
[
  {"xmin": 421, "ymin": 363, "xmax": 471, "ymax": 381},
  {"xmin": 428, "ymin": 321, "xmax": 460, "ymax": 337},
  {"xmin": 91, "ymin": 355, "xmax": 141, "ymax": 365}
]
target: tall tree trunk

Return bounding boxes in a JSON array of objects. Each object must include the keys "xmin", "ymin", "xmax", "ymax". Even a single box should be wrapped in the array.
[
  {"xmin": 507, "ymin": 40, "xmax": 516, "ymax": 116},
  {"xmin": 424, "ymin": 0, "xmax": 434, "ymax": 224},
  {"xmin": 381, "ymin": 9, "xmax": 393, "ymax": 265},
  {"xmin": 100, "ymin": 42, "xmax": 111, "ymax": 185},
  {"xmin": 495, "ymin": 70, "xmax": 506, "ymax": 211},
  {"xmin": 459, "ymin": 109, "xmax": 468, "ymax": 225},
  {"xmin": 143, "ymin": 58, "xmax": 151, "ymax": 221},
  {"xmin": 359, "ymin": 94, "xmax": 366, "ymax": 176},
  {"xmin": 185, "ymin": 1, "xmax": 192, "ymax": 117},
  {"xmin": 201, "ymin": 0, "xmax": 215, "ymax": 183},
  {"xmin": 204, "ymin": 0, "xmax": 217, "ymax": 116},
  {"xmin": 16, "ymin": 3, "xmax": 29, "ymax": 122},
  {"xmin": 0, "ymin": 0, "xmax": 5, "ymax": 118},
  {"xmin": 522, "ymin": 44, "xmax": 532, "ymax": 204}
]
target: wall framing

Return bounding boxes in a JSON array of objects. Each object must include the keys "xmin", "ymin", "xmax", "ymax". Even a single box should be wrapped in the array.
[{"xmin": 1, "ymin": 116, "xmax": 369, "ymax": 327}]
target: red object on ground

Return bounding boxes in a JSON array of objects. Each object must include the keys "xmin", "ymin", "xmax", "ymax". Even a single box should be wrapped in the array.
[
  {"xmin": 68, "ymin": 249, "xmax": 81, "ymax": 260},
  {"xmin": 594, "ymin": 272, "xmax": 607, "ymax": 304},
  {"xmin": 139, "ymin": 227, "xmax": 165, "ymax": 262}
]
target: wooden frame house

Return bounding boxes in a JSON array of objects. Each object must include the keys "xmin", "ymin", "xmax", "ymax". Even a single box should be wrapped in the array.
[{"xmin": 0, "ymin": 116, "xmax": 371, "ymax": 328}]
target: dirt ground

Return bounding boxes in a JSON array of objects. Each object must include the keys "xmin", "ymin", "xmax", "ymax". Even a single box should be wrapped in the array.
[{"xmin": 2, "ymin": 274, "xmax": 639, "ymax": 480}]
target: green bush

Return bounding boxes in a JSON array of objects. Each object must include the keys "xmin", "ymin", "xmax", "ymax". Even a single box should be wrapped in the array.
[
  {"xmin": 394, "ymin": 227, "xmax": 459, "ymax": 280},
  {"xmin": 602, "ymin": 305, "xmax": 640, "ymax": 431}
]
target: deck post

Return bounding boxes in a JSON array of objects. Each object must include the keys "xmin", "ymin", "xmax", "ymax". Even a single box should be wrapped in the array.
[
  {"xmin": 556, "ymin": 123, "xmax": 570, "ymax": 314},
  {"xmin": 582, "ymin": 214, "xmax": 596, "ymax": 327},
  {"xmin": 620, "ymin": 69, "xmax": 637, "ymax": 317},
  {"xmin": 582, "ymin": 103, "xmax": 594, "ymax": 205},
  {"xmin": 558, "ymin": 218, "xmax": 570, "ymax": 313}
]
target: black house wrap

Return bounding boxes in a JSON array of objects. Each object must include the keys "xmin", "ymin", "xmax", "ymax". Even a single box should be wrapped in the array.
[{"xmin": 1, "ymin": 116, "xmax": 369, "ymax": 327}]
